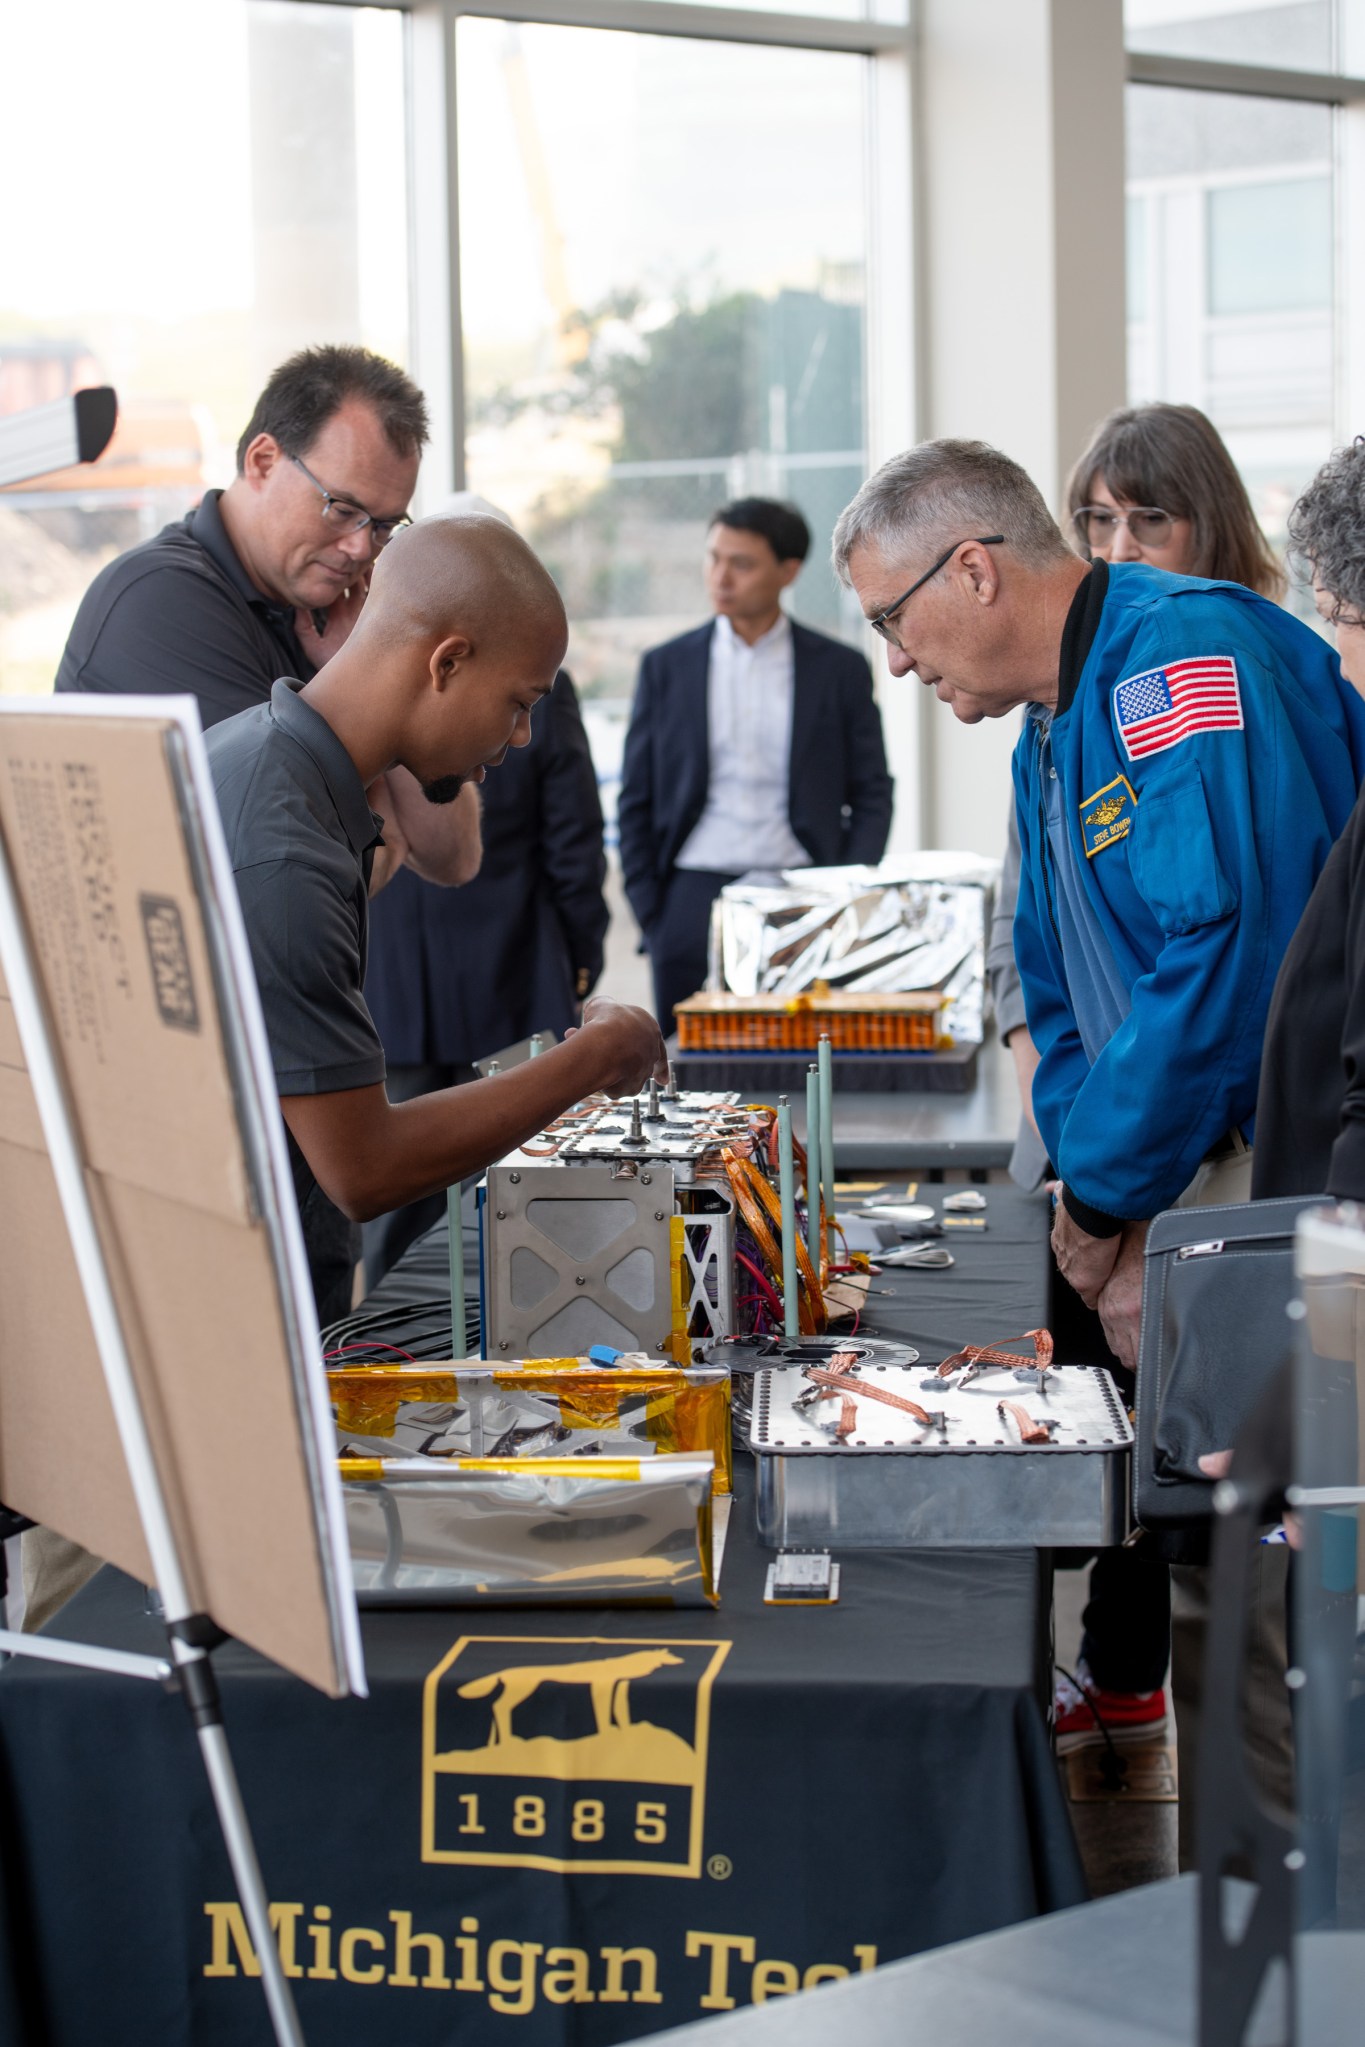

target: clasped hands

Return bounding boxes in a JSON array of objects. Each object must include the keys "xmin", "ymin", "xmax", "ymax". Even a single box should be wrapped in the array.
[{"xmin": 1050, "ymin": 1197, "xmax": 1149, "ymax": 1372}]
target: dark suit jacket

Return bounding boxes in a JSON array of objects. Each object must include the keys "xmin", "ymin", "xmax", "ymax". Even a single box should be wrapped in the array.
[
  {"xmin": 617, "ymin": 617, "xmax": 895, "ymax": 932},
  {"xmin": 365, "ymin": 671, "xmax": 608, "ymax": 1066}
]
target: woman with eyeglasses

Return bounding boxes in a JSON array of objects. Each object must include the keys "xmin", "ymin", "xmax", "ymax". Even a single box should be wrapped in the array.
[
  {"xmin": 1066, "ymin": 401, "xmax": 1285, "ymax": 599},
  {"xmin": 986, "ymin": 402, "xmax": 1288, "ymax": 1763}
]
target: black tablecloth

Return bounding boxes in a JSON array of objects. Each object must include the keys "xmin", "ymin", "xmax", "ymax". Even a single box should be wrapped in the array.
[
  {"xmin": 0, "ymin": 1180, "xmax": 1075, "ymax": 2045},
  {"xmin": 0, "ymin": 1492, "xmax": 1082, "ymax": 2045},
  {"xmin": 339, "ymin": 1179, "xmax": 1054, "ymax": 1367}
]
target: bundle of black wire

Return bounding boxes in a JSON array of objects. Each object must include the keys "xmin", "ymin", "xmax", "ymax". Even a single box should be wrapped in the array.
[{"xmin": 320, "ymin": 1216, "xmax": 479, "ymax": 1363}]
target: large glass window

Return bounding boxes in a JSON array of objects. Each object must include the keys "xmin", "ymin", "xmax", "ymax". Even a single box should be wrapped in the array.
[
  {"xmin": 1124, "ymin": 0, "xmax": 1336, "ymax": 72},
  {"xmin": 1126, "ymin": 82, "xmax": 1334, "ymax": 582},
  {"xmin": 0, "ymin": 0, "xmax": 408, "ymax": 696},
  {"xmin": 632, "ymin": 0, "xmax": 908, "ymax": 18},
  {"xmin": 456, "ymin": 14, "xmax": 869, "ymax": 793}
]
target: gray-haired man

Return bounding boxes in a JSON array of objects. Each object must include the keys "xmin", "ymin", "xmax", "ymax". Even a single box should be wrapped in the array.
[
  {"xmin": 834, "ymin": 438, "xmax": 1365, "ymax": 1858},
  {"xmin": 834, "ymin": 438, "xmax": 1364, "ymax": 1372}
]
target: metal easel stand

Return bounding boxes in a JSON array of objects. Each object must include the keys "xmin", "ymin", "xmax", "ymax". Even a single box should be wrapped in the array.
[{"xmin": 0, "ymin": 836, "xmax": 305, "ymax": 2047}]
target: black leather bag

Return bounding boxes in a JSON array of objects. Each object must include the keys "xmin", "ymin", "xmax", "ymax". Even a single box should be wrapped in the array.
[{"xmin": 1134, "ymin": 1194, "xmax": 1324, "ymax": 1528}]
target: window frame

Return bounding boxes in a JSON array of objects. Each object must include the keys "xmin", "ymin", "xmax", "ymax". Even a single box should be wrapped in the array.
[
  {"xmin": 288, "ymin": 0, "xmax": 917, "ymax": 504},
  {"xmin": 1125, "ymin": 24, "xmax": 1365, "ymax": 446}
]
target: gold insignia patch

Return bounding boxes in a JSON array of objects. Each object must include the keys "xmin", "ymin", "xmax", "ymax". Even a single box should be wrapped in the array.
[{"xmin": 1079, "ymin": 775, "xmax": 1137, "ymax": 859}]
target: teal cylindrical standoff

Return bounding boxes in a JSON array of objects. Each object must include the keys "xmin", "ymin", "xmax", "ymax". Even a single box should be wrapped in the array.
[
  {"xmin": 777, "ymin": 1095, "xmax": 799, "ymax": 1340},
  {"xmin": 447, "ymin": 1184, "xmax": 466, "ymax": 1358},
  {"xmin": 805, "ymin": 1063, "xmax": 823, "ymax": 1275},
  {"xmin": 818, "ymin": 1033, "xmax": 836, "ymax": 1266}
]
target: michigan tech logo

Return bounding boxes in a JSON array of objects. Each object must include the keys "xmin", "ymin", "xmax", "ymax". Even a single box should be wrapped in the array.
[{"xmin": 422, "ymin": 1635, "xmax": 731, "ymax": 1878}]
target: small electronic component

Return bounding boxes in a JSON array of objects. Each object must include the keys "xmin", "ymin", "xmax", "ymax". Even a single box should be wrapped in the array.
[
  {"xmin": 764, "ymin": 1551, "xmax": 840, "ymax": 1604},
  {"xmin": 856, "ymin": 1202, "xmax": 936, "ymax": 1225}
]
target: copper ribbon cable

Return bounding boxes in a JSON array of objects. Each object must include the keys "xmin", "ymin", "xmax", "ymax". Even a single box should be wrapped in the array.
[
  {"xmin": 996, "ymin": 1399, "xmax": 1054, "ymax": 1445},
  {"xmin": 723, "ymin": 1147, "xmax": 828, "ymax": 1335},
  {"xmin": 936, "ymin": 1327, "xmax": 1054, "ymax": 1378},
  {"xmin": 802, "ymin": 1367, "xmax": 935, "ymax": 1426}
]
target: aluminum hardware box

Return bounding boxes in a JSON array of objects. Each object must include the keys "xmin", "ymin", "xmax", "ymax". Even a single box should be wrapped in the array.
[
  {"xmin": 482, "ymin": 1091, "xmax": 744, "ymax": 1359},
  {"xmin": 749, "ymin": 1361, "xmax": 1132, "ymax": 1549}
]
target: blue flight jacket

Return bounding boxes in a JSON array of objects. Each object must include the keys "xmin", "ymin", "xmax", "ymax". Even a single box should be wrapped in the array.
[{"xmin": 1013, "ymin": 560, "xmax": 1365, "ymax": 1231}]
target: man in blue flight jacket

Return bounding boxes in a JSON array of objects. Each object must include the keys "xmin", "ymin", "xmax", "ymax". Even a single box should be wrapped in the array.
[
  {"xmin": 835, "ymin": 438, "xmax": 1365, "ymax": 1365},
  {"xmin": 835, "ymin": 437, "xmax": 1365, "ymax": 1855}
]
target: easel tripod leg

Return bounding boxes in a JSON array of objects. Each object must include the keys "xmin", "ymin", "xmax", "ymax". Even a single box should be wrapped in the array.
[{"xmin": 173, "ymin": 1640, "xmax": 306, "ymax": 2047}]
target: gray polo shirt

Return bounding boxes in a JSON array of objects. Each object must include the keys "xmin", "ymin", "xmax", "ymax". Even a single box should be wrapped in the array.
[
  {"xmin": 56, "ymin": 490, "xmax": 313, "ymax": 725},
  {"xmin": 207, "ymin": 679, "xmax": 386, "ymax": 1322}
]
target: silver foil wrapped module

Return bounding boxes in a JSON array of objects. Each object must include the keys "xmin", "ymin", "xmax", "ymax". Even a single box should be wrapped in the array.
[
  {"xmin": 328, "ymin": 1364, "xmax": 731, "ymax": 1493},
  {"xmin": 342, "ymin": 1454, "xmax": 717, "ymax": 1606},
  {"xmin": 709, "ymin": 853, "xmax": 999, "ymax": 1047}
]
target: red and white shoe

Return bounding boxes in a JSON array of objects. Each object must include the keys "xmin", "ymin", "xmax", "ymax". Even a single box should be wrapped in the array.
[{"xmin": 1054, "ymin": 1663, "xmax": 1169, "ymax": 1754}]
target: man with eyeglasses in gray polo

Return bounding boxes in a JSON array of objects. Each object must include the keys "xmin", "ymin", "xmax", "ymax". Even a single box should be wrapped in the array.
[
  {"xmin": 57, "ymin": 344, "xmax": 476, "ymax": 883},
  {"xmin": 55, "ymin": 343, "xmax": 482, "ymax": 1312}
]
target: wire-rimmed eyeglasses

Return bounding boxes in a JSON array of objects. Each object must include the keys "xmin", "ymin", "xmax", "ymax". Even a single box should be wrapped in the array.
[
  {"xmin": 291, "ymin": 455, "xmax": 413, "ymax": 547},
  {"xmin": 1072, "ymin": 504, "xmax": 1175, "ymax": 551},
  {"xmin": 868, "ymin": 535, "xmax": 1005, "ymax": 649}
]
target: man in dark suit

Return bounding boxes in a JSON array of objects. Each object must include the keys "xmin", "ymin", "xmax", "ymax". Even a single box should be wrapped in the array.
[
  {"xmin": 619, "ymin": 497, "xmax": 894, "ymax": 1024},
  {"xmin": 363, "ymin": 661, "xmax": 608, "ymax": 1282}
]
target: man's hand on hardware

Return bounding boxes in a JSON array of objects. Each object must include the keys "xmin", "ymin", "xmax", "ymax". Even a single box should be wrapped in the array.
[{"xmin": 567, "ymin": 997, "xmax": 669, "ymax": 1095}]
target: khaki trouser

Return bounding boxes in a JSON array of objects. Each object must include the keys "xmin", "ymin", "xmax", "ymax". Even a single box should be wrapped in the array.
[
  {"xmin": 21, "ymin": 1526, "xmax": 102, "ymax": 1635},
  {"xmin": 1168, "ymin": 1143, "xmax": 1295, "ymax": 1870}
]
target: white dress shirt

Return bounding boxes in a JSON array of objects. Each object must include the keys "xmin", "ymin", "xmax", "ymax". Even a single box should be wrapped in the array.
[{"xmin": 675, "ymin": 611, "xmax": 811, "ymax": 874}]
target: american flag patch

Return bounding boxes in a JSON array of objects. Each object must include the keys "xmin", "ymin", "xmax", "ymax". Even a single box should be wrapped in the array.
[{"xmin": 1113, "ymin": 655, "xmax": 1243, "ymax": 761}]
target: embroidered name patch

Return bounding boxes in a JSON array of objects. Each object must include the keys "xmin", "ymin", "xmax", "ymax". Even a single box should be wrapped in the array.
[
  {"xmin": 1080, "ymin": 775, "xmax": 1137, "ymax": 858},
  {"xmin": 1113, "ymin": 654, "xmax": 1243, "ymax": 761}
]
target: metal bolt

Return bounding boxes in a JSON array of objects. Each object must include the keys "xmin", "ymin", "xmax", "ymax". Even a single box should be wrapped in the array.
[
  {"xmin": 509, "ymin": 1171, "xmax": 521, "ymax": 1184},
  {"xmin": 575, "ymin": 1275, "xmax": 587, "ymax": 1286},
  {"xmin": 655, "ymin": 1210, "xmax": 666, "ymax": 1221},
  {"xmin": 498, "ymin": 1339, "xmax": 509, "ymax": 1350},
  {"xmin": 640, "ymin": 1171, "xmax": 652, "ymax": 1185},
  {"xmin": 495, "ymin": 1209, "xmax": 506, "ymax": 1221}
]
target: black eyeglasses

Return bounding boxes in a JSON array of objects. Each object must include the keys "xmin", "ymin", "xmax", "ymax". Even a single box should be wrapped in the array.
[
  {"xmin": 291, "ymin": 455, "xmax": 412, "ymax": 547},
  {"xmin": 1073, "ymin": 504, "xmax": 1174, "ymax": 550},
  {"xmin": 867, "ymin": 535, "xmax": 1005, "ymax": 649}
]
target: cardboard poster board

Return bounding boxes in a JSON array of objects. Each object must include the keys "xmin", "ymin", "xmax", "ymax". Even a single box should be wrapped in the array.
[{"xmin": 0, "ymin": 697, "xmax": 363, "ymax": 1699}]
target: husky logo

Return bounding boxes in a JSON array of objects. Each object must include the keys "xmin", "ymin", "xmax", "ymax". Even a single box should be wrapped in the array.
[
  {"xmin": 422, "ymin": 1635, "xmax": 730, "ymax": 1877},
  {"xmin": 459, "ymin": 1647, "xmax": 685, "ymax": 1745}
]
